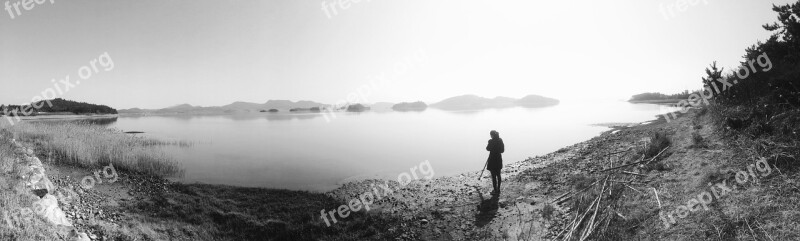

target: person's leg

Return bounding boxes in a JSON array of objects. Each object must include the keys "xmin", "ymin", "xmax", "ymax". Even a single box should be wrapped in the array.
[
  {"xmin": 490, "ymin": 170, "xmax": 500, "ymax": 194},
  {"xmin": 496, "ymin": 170, "xmax": 502, "ymax": 193},
  {"xmin": 489, "ymin": 170, "xmax": 497, "ymax": 193}
]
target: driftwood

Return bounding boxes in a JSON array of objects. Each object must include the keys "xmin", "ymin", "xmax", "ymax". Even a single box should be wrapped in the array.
[
  {"xmin": 621, "ymin": 171, "xmax": 646, "ymax": 177},
  {"xmin": 580, "ymin": 179, "xmax": 608, "ymax": 241},
  {"xmin": 652, "ymin": 187, "xmax": 662, "ymax": 210},
  {"xmin": 552, "ymin": 180, "xmax": 600, "ymax": 204},
  {"xmin": 645, "ymin": 146, "xmax": 671, "ymax": 164},
  {"xmin": 596, "ymin": 146, "xmax": 670, "ymax": 173},
  {"xmin": 598, "ymin": 148, "xmax": 632, "ymax": 158},
  {"xmin": 623, "ymin": 183, "xmax": 643, "ymax": 194}
]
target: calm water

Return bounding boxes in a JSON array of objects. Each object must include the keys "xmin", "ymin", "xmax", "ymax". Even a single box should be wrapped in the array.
[{"xmin": 106, "ymin": 100, "xmax": 676, "ymax": 192}]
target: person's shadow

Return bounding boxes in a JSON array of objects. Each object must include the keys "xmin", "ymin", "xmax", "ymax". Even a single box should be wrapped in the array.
[{"xmin": 473, "ymin": 187, "xmax": 499, "ymax": 227}]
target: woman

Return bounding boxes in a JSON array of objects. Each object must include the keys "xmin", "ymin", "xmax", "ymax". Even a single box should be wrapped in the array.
[{"xmin": 486, "ymin": 130, "xmax": 504, "ymax": 195}]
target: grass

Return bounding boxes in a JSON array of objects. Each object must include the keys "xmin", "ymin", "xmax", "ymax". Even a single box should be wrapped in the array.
[
  {"xmin": 0, "ymin": 135, "xmax": 62, "ymax": 241},
  {"xmin": 0, "ymin": 121, "xmax": 183, "ymax": 177},
  {"xmin": 0, "ymin": 122, "xmax": 405, "ymax": 240}
]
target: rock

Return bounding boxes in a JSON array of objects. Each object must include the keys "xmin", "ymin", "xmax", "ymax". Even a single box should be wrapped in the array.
[
  {"xmin": 68, "ymin": 229, "xmax": 91, "ymax": 241},
  {"xmin": 31, "ymin": 176, "xmax": 55, "ymax": 193},
  {"xmin": 23, "ymin": 165, "xmax": 46, "ymax": 186},
  {"xmin": 32, "ymin": 188, "xmax": 48, "ymax": 198},
  {"xmin": 420, "ymin": 219, "xmax": 429, "ymax": 225},
  {"xmin": 26, "ymin": 156, "xmax": 42, "ymax": 166},
  {"xmin": 32, "ymin": 194, "xmax": 72, "ymax": 226}
]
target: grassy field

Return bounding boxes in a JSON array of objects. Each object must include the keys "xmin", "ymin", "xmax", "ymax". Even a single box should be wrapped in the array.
[{"xmin": 0, "ymin": 121, "xmax": 183, "ymax": 177}]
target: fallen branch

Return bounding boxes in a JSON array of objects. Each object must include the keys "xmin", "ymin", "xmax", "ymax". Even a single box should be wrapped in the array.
[
  {"xmin": 609, "ymin": 180, "xmax": 648, "ymax": 185},
  {"xmin": 623, "ymin": 183, "xmax": 643, "ymax": 194},
  {"xmin": 552, "ymin": 180, "xmax": 600, "ymax": 204},
  {"xmin": 645, "ymin": 146, "xmax": 671, "ymax": 164},
  {"xmin": 621, "ymin": 171, "xmax": 646, "ymax": 177},
  {"xmin": 580, "ymin": 179, "xmax": 607, "ymax": 241},
  {"xmin": 598, "ymin": 148, "xmax": 632, "ymax": 158},
  {"xmin": 652, "ymin": 187, "xmax": 662, "ymax": 210},
  {"xmin": 596, "ymin": 146, "xmax": 670, "ymax": 173}
]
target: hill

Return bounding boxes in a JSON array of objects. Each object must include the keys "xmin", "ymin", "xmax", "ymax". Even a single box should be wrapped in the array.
[
  {"xmin": 120, "ymin": 100, "xmax": 327, "ymax": 114},
  {"xmin": 1, "ymin": 98, "xmax": 117, "ymax": 116},
  {"xmin": 516, "ymin": 94, "xmax": 560, "ymax": 107},
  {"xmin": 391, "ymin": 101, "xmax": 427, "ymax": 111},
  {"xmin": 628, "ymin": 91, "xmax": 692, "ymax": 103},
  {"xmin": 430, "ymin": 94, "xmax": 559, "ymax": 110}
]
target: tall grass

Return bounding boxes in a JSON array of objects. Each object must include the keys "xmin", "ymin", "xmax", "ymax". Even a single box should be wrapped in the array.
[{"xmin": 1, "ymin": 121, "xmax": 183, "ymax": 177}]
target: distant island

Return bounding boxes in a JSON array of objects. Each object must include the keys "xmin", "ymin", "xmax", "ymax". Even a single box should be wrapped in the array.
[
  {"xmin": 392, "ymin": 101, "xmax": 427, "ymax": 111},
  {"xmin": 120, "ymin": 100, "xmax": 327, "ymax": 115},
  {"xmin": 628, "ymin": 91, "xmax": 692, "ymax": 104},
  {"xmin": 119, "ymin": 94, "xmax": 559, "ymax": 115},
  {"xmin": 429, "ymin": 94, "xmax": 559, "ymax": 110},
  {"xmin": 346, "ymin": 104, "xmax": 370, "ymax": 112},
  {"xmin": 1, "ymin": 98, "xmax": 118, "ymax": 116},
  {"xmin": 370, "ymin": 102, "xmax": 395, "ymax": 111}
]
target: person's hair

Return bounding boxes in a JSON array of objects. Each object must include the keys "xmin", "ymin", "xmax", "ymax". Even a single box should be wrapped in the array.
[{"xmin": 490, "ymin": 130, "xmax": 499, "ymax": 139}]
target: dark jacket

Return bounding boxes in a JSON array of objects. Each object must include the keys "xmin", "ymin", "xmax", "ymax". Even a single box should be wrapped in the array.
[{"xmin": 486, "ymin": 138, "xmax": 504, "ymax": 171}]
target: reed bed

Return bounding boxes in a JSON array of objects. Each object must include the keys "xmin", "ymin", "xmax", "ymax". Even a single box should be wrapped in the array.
[{"xmin": 1, "ymin": 121, "xmax": 184, "ymax": 177}]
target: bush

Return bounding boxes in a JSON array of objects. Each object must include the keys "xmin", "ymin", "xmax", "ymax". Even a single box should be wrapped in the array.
[
  {"xmin": 639, "ymin": 132, "xmax": 670, "ymax": 160},
  {"xmin": 691, "ymin": 132, "xmax": 707, "ymax": 148}
]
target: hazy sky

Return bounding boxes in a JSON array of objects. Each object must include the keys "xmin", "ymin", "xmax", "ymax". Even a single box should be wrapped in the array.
[{"xmin": 1, "ymin": 0, "xmax": 795, "ymax": 109}]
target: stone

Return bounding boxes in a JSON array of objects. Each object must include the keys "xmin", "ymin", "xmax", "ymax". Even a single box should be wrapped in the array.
[
  {"xmin": 26, "ymin": 156, "xmax": 42, "ymax": 166},
  {"xmin": 23, "ymin": 165, "xmax": 46, "ymax": 186},
  {"xmin": 68, "ymin": 229, "xmax": 91, "ymax": 241},
  {"xmin": 32, "ymin": 194, "xmax": 72, "ymax": 227},
  {"xmin": 31, "ymin": 176, "xmax": 55, "ymax": 193}
]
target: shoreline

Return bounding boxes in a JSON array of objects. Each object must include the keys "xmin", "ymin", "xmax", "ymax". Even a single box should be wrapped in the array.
[
  {"xmin": 3, "ymin": 114, "xmax": 119, "ymax": 122},
  {"xmin": 2, "ymin": 112, "xmax": 681, "ymax": 240},
  {"xmin": 628, "ymin": 99, "xmax": 681, "ymax": 104}
]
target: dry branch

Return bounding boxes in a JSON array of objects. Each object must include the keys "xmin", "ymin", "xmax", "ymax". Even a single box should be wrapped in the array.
[{"xmin": 596, "ymin": 146, "xmax": 670, "ymax": 173}]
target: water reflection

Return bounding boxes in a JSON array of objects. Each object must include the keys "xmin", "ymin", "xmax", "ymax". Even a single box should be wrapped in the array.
[
  {"xmin": 29, "ymin": 117, "xmax": 119, "ymax": 126},
  {"xmin": 104, "ymin": 101, "xmax": 679, "ymax": 191},
  {"xmin": 121, "ymin": 113, "xmax": 325, "ymax": 122}
]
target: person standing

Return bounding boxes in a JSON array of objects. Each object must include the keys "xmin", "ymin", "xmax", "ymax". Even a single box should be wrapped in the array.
[{"xmin": 486, "ymin": 130, "xmax": 504, "ymax": 195}]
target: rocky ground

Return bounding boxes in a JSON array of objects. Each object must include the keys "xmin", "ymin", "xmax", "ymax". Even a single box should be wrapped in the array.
[
  {"xmin": 324, "ymin": 118, "xmax": 666, "ymax": 240},
  {"xmin": 11, "ymin": 107, "xmax": 794, "ymax": 240}
]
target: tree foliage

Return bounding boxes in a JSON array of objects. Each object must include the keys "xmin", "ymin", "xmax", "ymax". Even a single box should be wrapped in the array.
[
  {"xmin": 0, "ymin": 98, "xmax": 117, "ymax": 116},
  {"xmin": 703, "ymin": 1, "xmax": 800, "ymax": 109}
]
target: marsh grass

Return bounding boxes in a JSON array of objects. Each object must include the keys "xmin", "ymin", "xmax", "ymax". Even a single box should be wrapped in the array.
[{"xmin": 2, "ymin": 121, "xmax": 184, "ymax": 177}]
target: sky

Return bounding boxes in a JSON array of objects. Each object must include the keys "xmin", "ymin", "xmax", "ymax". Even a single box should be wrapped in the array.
[{"xmin": 1, "ymin": 0, "xmax": 796, "ymax": 109}]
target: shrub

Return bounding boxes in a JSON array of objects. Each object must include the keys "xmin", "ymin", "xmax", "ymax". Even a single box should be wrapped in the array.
[
  {"xmin": 691, "ymin": 132, "xmax": 707, "ymax": 148},
  {"xmin": 641, "ymin": 132, "xmax": 670, "ymax": 160}
]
